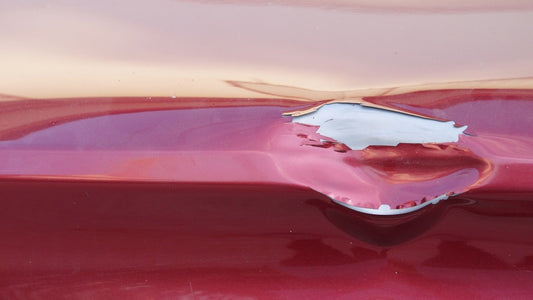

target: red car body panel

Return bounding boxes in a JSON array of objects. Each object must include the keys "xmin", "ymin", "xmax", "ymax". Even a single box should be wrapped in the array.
[{"xmin": 1, "ymin": 0, "xmax": 532, "ymax": 298}]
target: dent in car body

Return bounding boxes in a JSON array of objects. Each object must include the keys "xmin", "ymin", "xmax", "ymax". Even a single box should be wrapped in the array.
[{"xmin": 0, "ymin": 84, "xmax": 529, "ymax": 216}]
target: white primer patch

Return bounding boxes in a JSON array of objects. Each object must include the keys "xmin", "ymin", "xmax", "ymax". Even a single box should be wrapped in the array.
[{"xmin": 292, "ymin": 103, "xmax": 466, "ymax": 150}]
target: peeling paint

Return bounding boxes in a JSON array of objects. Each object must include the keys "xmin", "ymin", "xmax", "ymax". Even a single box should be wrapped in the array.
[
  {"xmin": 292, "ymin": 103, "xmax": 467, "ymax": 150},
  {"xmin": 333, "ymin": 193, "xmax": 449, "ymax": 216}
]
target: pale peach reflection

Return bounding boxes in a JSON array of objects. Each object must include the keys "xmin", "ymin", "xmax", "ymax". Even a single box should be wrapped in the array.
[{"xmin": 0, "ymin": 0, "xmax": 532, "ymax": 99}]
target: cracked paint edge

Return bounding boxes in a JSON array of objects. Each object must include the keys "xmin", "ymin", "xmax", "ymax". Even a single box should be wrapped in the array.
[
  {"xmin": 291, "ymin": 102, "xmax": 467, "ymax": 150},
  {"xmin": 332, "ymin": 193, "xmax": 449, "ymax": 216}
]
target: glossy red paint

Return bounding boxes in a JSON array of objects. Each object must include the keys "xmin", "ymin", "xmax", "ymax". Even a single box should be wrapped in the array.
[
  {"xmin": 0, "ymin": 90, "xmax": 532, "ymax": 298},
  {"xmin": 1, "ymin": 0, "xmax": 533, "ymax": 298},
  {"xmin": 0, "ymin": 181, "xmax": 532, "ymax": 298}
]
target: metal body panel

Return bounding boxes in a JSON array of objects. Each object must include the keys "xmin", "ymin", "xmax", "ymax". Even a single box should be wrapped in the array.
[{"xmin": 1, "ymin": 0, "xmax": 532, "ymax": 298}]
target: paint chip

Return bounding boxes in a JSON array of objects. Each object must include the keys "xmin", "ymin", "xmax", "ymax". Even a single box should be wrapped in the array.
[{"xmin": 292, "ymin": 103, "xmax": 467, "ymax": 150}]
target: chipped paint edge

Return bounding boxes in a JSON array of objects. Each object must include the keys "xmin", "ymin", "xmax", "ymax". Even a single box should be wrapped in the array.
[{"xmin": 332, "ymin": 194, "xmax": 449, "ymax": 216}]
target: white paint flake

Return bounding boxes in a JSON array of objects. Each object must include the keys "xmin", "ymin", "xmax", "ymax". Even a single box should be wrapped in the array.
[{"xmin": 292, "ymin": 103, "xmax": 467, "ymax": 150}]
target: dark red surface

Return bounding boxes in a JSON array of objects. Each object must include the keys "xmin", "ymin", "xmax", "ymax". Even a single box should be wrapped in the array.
[
  {"xmin": 0, "ymin": 91, "xmax": 532, "ymax": 298},
  {"xmin": 0, "ymin": 181, "xmax": 532, "ymax": 298}
]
